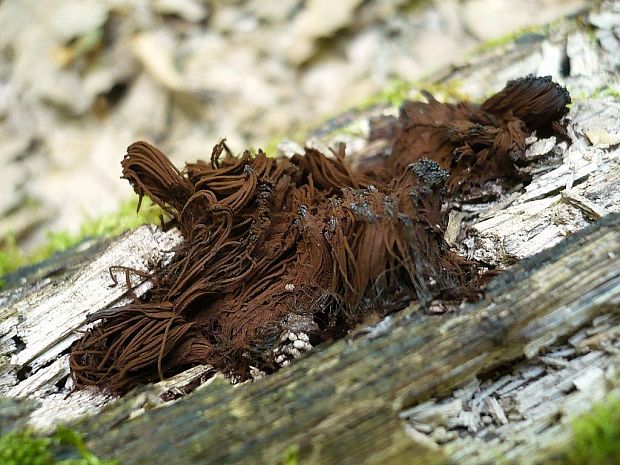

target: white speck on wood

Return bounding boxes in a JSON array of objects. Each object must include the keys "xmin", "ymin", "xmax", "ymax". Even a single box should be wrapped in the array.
[{"xmin": 485, "ymin": 397, "xmax": 509, "ymax": 425}]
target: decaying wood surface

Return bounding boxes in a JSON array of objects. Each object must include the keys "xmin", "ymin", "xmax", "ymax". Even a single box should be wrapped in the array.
[
  {"xmin": 76, "ymin": 213, "xmax": 620, "ymax": 465},
  {"xmin": 1, "ymin": 2, "xmax": 619, "ymax": 464},
  {"xmin": 0, "ymin": 226, "xmax": 182, "ymax": 429},
  {"xmin": 419, "ymin": 315, "xmax": 620, "ymax": 465}
]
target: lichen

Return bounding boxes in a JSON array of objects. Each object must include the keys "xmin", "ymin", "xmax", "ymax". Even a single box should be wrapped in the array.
[{"xmin": 0, "ymin": 426, "xmax": 117, "ymax": 465}]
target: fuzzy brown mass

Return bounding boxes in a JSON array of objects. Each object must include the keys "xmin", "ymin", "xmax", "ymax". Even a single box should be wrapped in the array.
[{"xmin": 70, "ymin": 75, "xmax": 570, "ymax": 392}]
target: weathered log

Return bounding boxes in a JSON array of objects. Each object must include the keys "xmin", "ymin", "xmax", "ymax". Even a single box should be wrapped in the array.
[
  {"xmin": 1, "ymin": 3, "xmax": 619, "ymax": 463},
  {"xmin": 76, "ymin": 213, "xmax": 620, "ymax": 465}
]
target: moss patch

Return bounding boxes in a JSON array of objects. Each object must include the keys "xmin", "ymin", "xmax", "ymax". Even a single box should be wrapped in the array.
[
  {"xmin": 263, "ymin": 76, "xmax": 468, "ymax": 156},
  {"xmin": 592, "ymin": 84, "xmax": 620, "ymax": 100},
  {"xmin": 282, "ymin": 444, "xmax": 299, "ymax": 465},
  {"xmin": 545, "ymin": 394, "xmax": 620, "ymax": 465},
  {"xmin": 0, "ymin": 197, "xmax": 164, "ymax": 286},
  {"xmin": 471, "ymin": 24, "xmax": 549, "ymax": 55},
  {"xmin": 0, "ymin": 426, "xmax": 116, "ymax": 465},
  {"xmin": 359, "ymin": 77, "xmax": 468, "ymax": 109},
  {"xmin": 566, "ymin": 83, "xmax": 620, "ymax": 105}
]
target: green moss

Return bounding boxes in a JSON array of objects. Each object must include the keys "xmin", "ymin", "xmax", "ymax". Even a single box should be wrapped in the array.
[
  {"xmin": 75, "ymin": 197, "xmax": 163, "ymax": 238},
  {"xmin": 0, "ymin": 197, "xmax": 164, "ymax": 285},
  {"xmin": 358, "ymin": 77, "xmax": 468, "ymax": 110},
  {"xmin": 592, "ymin": 85, "xmax": 620, "ymax": 100},
  {"xmin": 262, "ymin": 75, "xmax": 467, "ymax": 156},
  {"xmin": 0, "ymin": 429, "xmax": 52, "ymax": 465},
  {"xmin": 567, "ymin": 84, "xmax": 620, "ymax": 105},
  {"xmin": 0, "ymin": 426, "xmax": 117, "ymax": 465},
  {"xmin": 419, "ymin": 80, "xmax": 469, "ymax": 102},
  {"xmin": 262, "ymin": 126, "xmax": 309, "ymax": 156},
  {"xmin": 602, "ymin": 87, "xmax": 620, "ymax": 99},
  {"xmin": 282, "ymin": 444, "xmax": 299, "ymax": 465},
  {"xmin": 262, "ymin": 135, "xmax": 284, "ymax": 156},
  {"xmin": 472, "ymin": 24, "xmax": 548, "ymax": 55},
  {"xmin": 363, "ymin": 77, "xmax": 412, "ymax": 108},
  {"xmin": 545, "ymin": 394, "xmax": 620, "ymax": 465},
  {"xmin": 564, "ymin": 395, "xmax": 620, "ymax": 465},
  {"xmin": 0, "ymin": 234, "xmax": 25, "ymax": 286}
]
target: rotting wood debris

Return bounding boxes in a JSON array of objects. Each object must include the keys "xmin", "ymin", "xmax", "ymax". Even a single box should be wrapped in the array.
[{"xmin": 69, "ymin": 75, "xmax": 571, "ymax": 393}]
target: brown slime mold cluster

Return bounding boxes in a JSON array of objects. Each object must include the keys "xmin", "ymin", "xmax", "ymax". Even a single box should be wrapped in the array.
[{"xmin": 70, "ymin": 76, "xmax": 570, "ymax": 392}]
